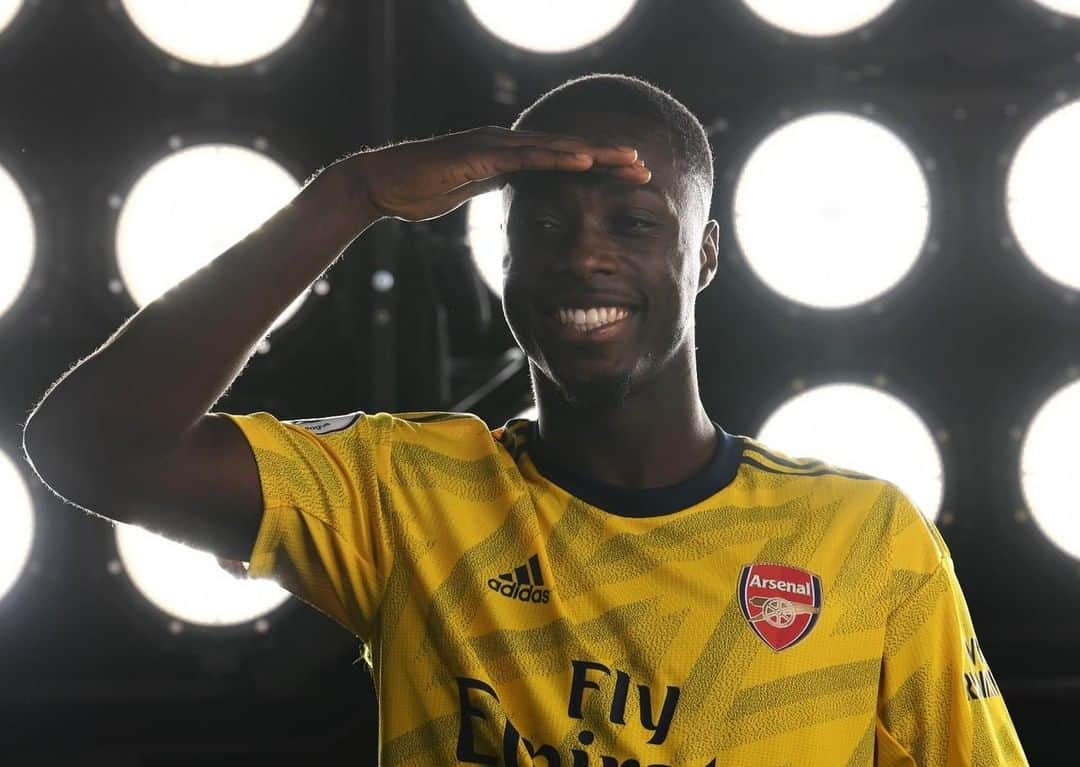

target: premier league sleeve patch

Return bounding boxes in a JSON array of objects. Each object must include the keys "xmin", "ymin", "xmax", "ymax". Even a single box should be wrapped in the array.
[{"xmin": 738, "ymin": 563, "xmax": 823, "ymax": 652}]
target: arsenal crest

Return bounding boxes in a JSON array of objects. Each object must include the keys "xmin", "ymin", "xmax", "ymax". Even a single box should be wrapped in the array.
[{"xmin": 738, "ymin": 563, "xmax": 822, "ymax": 652}]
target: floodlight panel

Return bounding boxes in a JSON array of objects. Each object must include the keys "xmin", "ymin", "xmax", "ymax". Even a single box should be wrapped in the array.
[
  {"xmin": 120, "ymin": 0, "xmax": 313, "ymax": 68},
  {"xmin": 467, "ymin": 189, "xmax": 507, "ymax": 297},
  {"xmin": 1007, "ymin": 100, "xmax": 1080, "ymax": 291},
  {"xmin": 462, "ymin": 0, "xmax": 638, "ymax": 53},
  {"xmin": 734, "ymin": 112, "xmax": 930, "ymax": 310},
  {"xmin": 1028, "ymin": 0, "xmax": 1080, "ymax": 18},
  {"xmin": 115, "ymin": 523, "xmax": 290, "ymax": 626},
  {"xmin": 0, "ymin": 0, "xmax": 22, "ymax": 35},
  {"xmin": 1020, "ymin": 380, "xmax": 1080, "ymax": 560},
  {"xmin": 115, "ymin": 144, "xmax": 307, "ymax": 334},
  {"xmin": 0, "ymin": 448, "xmax": 35, "ymax": 605},
  {"xmin": 756, "ymin": 383, "xmax": 943, "ymax": 519},
  {"xmin": 0, "ymin": 161, "xmax": 35, "ymax": 319},
  {"xmin": 740, "ymin": 0, "xmax": 897, "ymax": 36}
]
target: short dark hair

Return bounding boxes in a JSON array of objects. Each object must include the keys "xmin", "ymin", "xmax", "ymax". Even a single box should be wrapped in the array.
[{"xmin": 512, "ymin": 73, "xmax": 714, "ymax": 215}]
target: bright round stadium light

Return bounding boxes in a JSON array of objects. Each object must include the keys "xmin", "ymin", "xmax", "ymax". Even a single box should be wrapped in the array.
[
  {"xmin": 462, "ymin": 0, "xmax": 638, "ymax": 53},
  {"xmin": 756, "ymin": 383, "xmax": 943, "ymax": 520},
  {"xmin": 1028, "ymin": 0, "xmax": 1080, "ymax": 18},
  {"xmin": 734, "ymin": 112, "xmax": 930, "ymax": 310},
  {"xmin": 1020, "ymin": 380, "xmax": 1080, "ymax": 560},
  {"xmin": 0, "ymin": 448, "xmax": 35, "ymax": 605},
  {"xmin": 0, "ymin": 160, "xmax": 35, "ymax": 320},
  {"xmin": 115, "ymin": 523, "xmax": 290, "ymax": 627},
  {"xmin": 115, "ymin": 143, "xmax": 307, "ymax": 334},
  {"xmin": 467, "ymin": 189, "xmax": 507, "ymax": 297},
  {"xmin": 1006, "ymin": 100, "xmax": 1080, "ymax": 291},
  {"xmin": 119, "ymin": 0, "xmax": 313, "ymax": 68},
  {"xmin": 0, "ymin": 0, "xmax": 23, "ymax": 36},
  {"xmin": 740, "ymin": 0, "xmax": 898, "ymax": 36}
]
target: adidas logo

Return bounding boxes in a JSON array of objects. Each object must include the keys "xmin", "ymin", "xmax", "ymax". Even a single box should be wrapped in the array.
[{"xmin": 487, "ymin": 553, "xmax": 551, "ymax": 604}]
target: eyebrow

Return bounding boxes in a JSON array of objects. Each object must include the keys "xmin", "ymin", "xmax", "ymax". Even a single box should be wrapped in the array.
[{"xmin": 628, "ymin": 184, "xmax": 668, "ymax": 203}]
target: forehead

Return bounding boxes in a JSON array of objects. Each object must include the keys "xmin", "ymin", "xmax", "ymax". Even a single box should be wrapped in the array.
[{"xmin": 507, "ymin": 111, "xmax": 688, "ymax": 211}]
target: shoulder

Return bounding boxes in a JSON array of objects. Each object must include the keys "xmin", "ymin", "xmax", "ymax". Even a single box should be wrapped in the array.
[
  {"xmin": 736, "ymin": 436, "xmax": 931, "ymax": 547},
  {"xmin": 737, "ymin": 434, "xmax": 888, "ymax": 512},
  {"xmin": 380, "ymin": 411, "xmax": 506, "ymax": 459},
  {"xmin": 278, "ymin": 410, "xmax": 496, "ymax": 456},
  {"xmin": 383, "ymin": 410, "xmax": 490, "ymax": 432},
  {"xmin": 738, "ymin": 435, "xmax": 879, "ymax": 483}
]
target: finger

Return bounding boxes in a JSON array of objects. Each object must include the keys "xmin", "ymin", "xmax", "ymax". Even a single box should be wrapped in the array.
[
  {"xmin": 540, "ymin": 141, "xmax": 639, "ymax": 167},
  {"xmin": 588, "ymin": 163, "xmax": 652, "ymax": 183},
  {"xmin": 454, "ymin": 147, "xmax": 595, "ymax": 185},
  {"xmin": 573, "ymin": 144, "xmax": 641, "ymax": 166},
  {"xmin": 490, "ymin": 131, "xmax": 640, "ymax": 166},
  {"xmin": 489, "ymin": 128, "xmax": 589, "ymax": 145}
]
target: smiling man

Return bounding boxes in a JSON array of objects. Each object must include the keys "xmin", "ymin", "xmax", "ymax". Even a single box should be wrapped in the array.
[
  {"xmin": 24, "ymin": 74, "xmax": 1027, "ymax": 765},
  {"xmin": 501, "ymin": 87, "xmax": 720, "ymax": 495}
]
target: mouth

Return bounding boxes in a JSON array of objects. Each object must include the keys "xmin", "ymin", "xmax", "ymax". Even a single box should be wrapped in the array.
[{"xmin": 542, "ymin": 305, "xmax": 638, "ymax": 342}]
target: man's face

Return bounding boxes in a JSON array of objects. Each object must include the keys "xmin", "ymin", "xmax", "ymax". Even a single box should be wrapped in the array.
[{"xmin": 501, "ymin": 112, "xmax": 716, "ymax": 407}]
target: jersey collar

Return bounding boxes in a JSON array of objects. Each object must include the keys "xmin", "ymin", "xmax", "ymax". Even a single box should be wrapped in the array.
[{"xmin": 520, "ymin": 419, "xmax": 744, "ymax": 518}]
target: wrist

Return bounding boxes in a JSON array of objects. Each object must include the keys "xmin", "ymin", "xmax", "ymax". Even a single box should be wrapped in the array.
[{"xmin": 327, "ymin": 153, "xmax": 384, "ymax": 225}]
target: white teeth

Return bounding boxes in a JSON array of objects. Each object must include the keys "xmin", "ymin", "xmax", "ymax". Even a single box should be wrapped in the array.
[{"xmin": 554, "ymin": 306, "xmax": 632, "ymax": 332}]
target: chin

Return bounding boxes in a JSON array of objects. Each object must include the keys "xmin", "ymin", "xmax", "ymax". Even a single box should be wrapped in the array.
[{"xmin": 553, "ymin": 368, "xmax": 635, "ymax": 410}]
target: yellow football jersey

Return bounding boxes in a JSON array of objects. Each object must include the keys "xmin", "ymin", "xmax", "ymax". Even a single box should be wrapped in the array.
[{"xmin": 220, "ymin": 409, "xmax": 1028, "ymax": 766}]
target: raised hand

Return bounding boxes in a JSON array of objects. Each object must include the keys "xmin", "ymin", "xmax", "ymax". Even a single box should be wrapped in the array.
[{"xmin": 338, "ymin": 125, "xmax": 649, "ymax": 223}]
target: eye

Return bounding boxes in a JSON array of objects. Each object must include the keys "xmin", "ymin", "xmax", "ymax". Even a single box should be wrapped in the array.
[
  {"xmin": 533, "ymin": 216, "xmax": 563, "ymax": 232},
  {"xmin": 615, "ymin": 214, "xmax": 658, "ymax": 234}
]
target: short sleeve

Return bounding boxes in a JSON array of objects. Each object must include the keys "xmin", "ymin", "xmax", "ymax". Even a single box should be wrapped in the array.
[
  {"xmin": 876, "ymin": 488, "xmax": 1029, "ymax": 766},
  {"xmin": 219, "ymin": 410, "xmax": 394, "ymax": 640}
]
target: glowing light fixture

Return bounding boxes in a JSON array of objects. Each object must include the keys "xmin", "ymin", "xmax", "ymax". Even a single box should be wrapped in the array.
[
  {"xmin": 119, "ymin": 0, "xmax": 313, "ymax": 67},
  {"xmin": 1028, "ymin": 0, "xmax": 1080, "ymax": 18},
  {"xmin": 1020, "ymin": 380, "xmax": 1080, "ymax": 560},
  {"xmin": 467, "ymin": 189, "xmax": 507, "ymax": 297},
  {"xmin": 0, "ymin": 449, "xmax": 34, "ymax": 605},
  {"xmin": 115, "ymin": 143, "xmax": 306, "ymax": 334},
  {"xmin": 734, "ymin": 112, "xmax": 930, "ymax": 310},
  {"xmin": 115, "ymin": 524, "xmax": 290, "ymax": 626},
  {"xmin": 0, "ymin": 161, "xmax": 35, "ymax": 320},
  {"xmin": 740, "ymin": 0, "xmax": 898, "ymax": 36},
  {"xmin": 0, "ymin": 0, "xmax": 23, "ymax": 36},
  {"xmin": 1006, "ymin": 100, "xmax": 1080, "ymax": 291},
  {"xmin": 462, "ymin": 0, "xmax": 638, "ymax": 53},
  {"xmin": 756, "ymin": 383, "xmax": 943, "ymax": 519}
]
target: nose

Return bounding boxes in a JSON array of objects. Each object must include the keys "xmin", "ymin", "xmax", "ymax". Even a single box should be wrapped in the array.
[{"xmin": 552, "ymin": 217, "xmax": 619, "ymax": 280}]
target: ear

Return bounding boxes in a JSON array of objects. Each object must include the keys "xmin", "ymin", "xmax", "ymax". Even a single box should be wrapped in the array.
[{"xmin": 697, "ymin": 219, "xmax": 719, "ymax": 293}]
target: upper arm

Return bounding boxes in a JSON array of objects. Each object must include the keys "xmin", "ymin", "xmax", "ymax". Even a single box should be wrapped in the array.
[
  {"xmin": 874, "ymin": 487, "xmax": 1029, "ymax": 765},
  {"xmin": 94, "ymin": 413, "xmax": 264, "ymax": 563},
  {"xmin": 878, "ymin": 561, "xmax": 1029, "ymax": 765}
]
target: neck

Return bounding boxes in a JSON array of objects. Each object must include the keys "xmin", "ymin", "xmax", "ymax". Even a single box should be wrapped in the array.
[{"xmin": 532, "ymin": 351, "xmax": 716, "ymax": 489}]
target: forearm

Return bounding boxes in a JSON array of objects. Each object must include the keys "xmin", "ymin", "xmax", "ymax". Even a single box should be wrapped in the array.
[{"xmin": 25, "ymin": 159, "xmax": 378, "ymax": 459}]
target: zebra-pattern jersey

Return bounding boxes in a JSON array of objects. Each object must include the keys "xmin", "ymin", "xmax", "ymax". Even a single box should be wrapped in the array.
[{"xmin": 220, "ymin": 409, "xmax": 1028, "ymax": 766}]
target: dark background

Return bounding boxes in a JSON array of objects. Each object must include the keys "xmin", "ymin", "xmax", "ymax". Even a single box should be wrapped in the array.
[{"xmin": 0, "ymin": 0, "xmax": 1076, "ymax": 763}]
